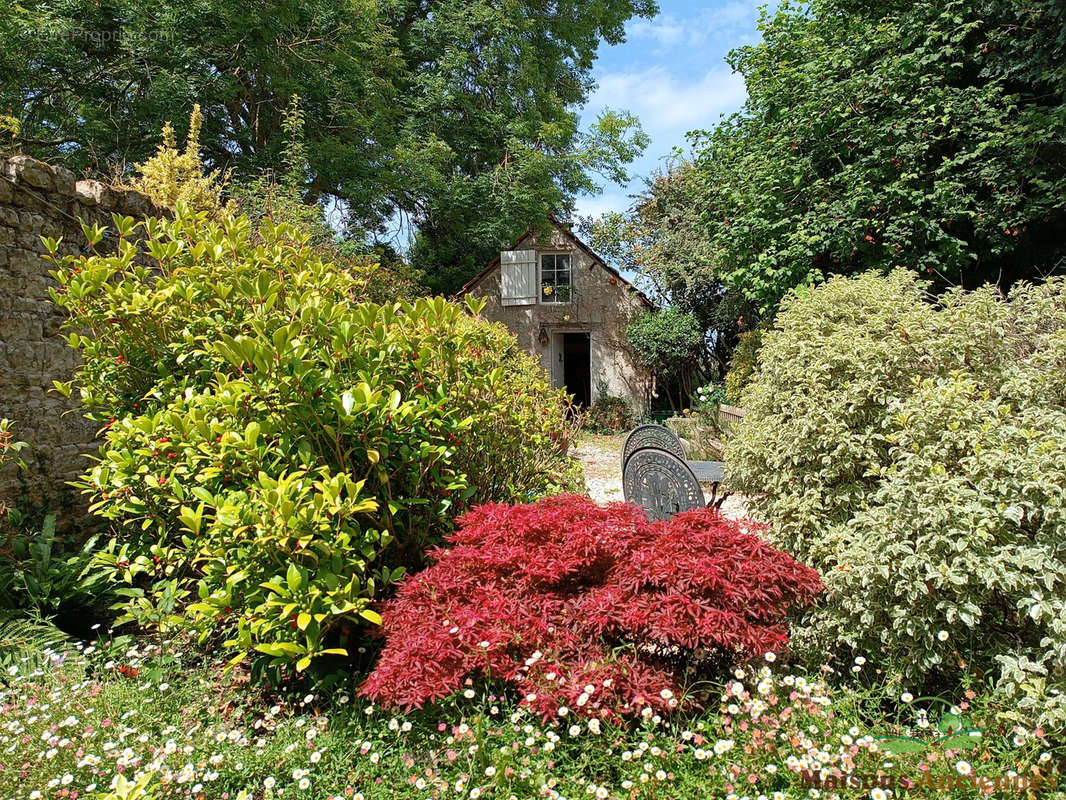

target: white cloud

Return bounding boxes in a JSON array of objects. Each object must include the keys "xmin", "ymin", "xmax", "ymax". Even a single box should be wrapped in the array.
[
  {"xmin": 589, "ymin": 64, "xmax": 746, "ymax": 141},
  {"xmin": 576, "ymin": 63, "xmax": 749, "ymax": 220},
  {"xmin": 573, "ymin": 1, "xmax": 769, "ymax": 221},
  {"xmin": 573, "ymin": 191, "xmax": 633, "ymax": 221},
  {"xmin": 626, "ymin": 1, "xmax": 764, "ymax": 52},
  {"xmin": 627, "ymin": 16, "xmax": 687, "ymax": 47}
]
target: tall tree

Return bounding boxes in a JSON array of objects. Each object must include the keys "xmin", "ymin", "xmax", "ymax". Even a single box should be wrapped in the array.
[
  {"xmin": 583, "ymin": 165, "xmax": 759, "ymax": 379},
  {"xmin": 598, "ymin": 0, "xmax": 1066, "ymax": 315},
  {"xmin": 1, "ymin": 0, "xmax": 652, "ymax": 293}
]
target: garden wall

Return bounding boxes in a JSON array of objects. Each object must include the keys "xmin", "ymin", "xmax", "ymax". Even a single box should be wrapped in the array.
[{"xmin": 0, "ymin": 154, "xmax": 162, "ymax": 522}]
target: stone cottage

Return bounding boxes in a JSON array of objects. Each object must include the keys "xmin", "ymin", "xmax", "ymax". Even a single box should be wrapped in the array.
[{"xmin": 457, "ymin": 216, "xmax": 654, "ymax": 412}]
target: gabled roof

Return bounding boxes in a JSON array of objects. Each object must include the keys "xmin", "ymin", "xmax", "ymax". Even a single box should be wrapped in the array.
[{"xmin": 456, "ymin": 214, "xmax": 655, "ymax": 309}]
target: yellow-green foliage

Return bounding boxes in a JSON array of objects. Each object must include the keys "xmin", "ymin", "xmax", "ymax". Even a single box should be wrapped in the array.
[
  {"xmin": 724, "ymin": 327, "xmax": 763, "ymax": 404},
  {"xmin": 727, "ymin": 270, "xmax": 1066, "ymax": 728},
  {"xmin": 46, "ymin": 212, "xmax": 579, "ymax": 679},
  {"xmin": 134, "ymin": 105, "xmax": 231, "ymax": 215},
  {"xmin": 0, "ymin": 115, "xmax": 19, "ymax": 149}
]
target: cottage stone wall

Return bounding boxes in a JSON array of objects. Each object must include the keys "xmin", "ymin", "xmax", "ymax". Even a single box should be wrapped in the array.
[
  {"xmin": 0, "ymin": 154, "xmax": 162, "ymax": 521},
  {"xmin": 465, "ymin": 225, "xmax": 653, "ymax": 412}
]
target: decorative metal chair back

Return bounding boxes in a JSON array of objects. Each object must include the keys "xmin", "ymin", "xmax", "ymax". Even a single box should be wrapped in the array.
[
  {"xmin": 620, "ymin": 424, "xmax": 686, "ymax": 473},
  {"xmin": 622, "ymin": 447, "xmax": 705, "ymax": 521}
]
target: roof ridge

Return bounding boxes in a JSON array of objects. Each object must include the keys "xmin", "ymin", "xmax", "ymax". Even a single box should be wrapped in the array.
[{"xmin": 454, "ymin": 217, "xmax": 654, "ymax": 309}]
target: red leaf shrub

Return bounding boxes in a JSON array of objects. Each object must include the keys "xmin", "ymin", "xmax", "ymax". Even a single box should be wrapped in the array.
[{"xmin": 360, "ymin": 494, "xmax": 822, "ymax": 718}]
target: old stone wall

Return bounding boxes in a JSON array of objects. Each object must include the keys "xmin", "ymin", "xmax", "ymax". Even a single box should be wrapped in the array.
[{"xmin": 0, "ymin": 154, "xmax": 162, "ymax": 522}]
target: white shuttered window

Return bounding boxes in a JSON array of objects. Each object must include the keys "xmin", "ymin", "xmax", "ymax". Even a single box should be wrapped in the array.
[{"xmin": 500, "ymin": 250, "xmax": 537, "ymax": 305}]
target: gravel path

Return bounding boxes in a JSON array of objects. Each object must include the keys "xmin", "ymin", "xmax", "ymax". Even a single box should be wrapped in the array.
[{"xmin": 570, "ymin": 433, "xmax": 749, "ymax": 520}]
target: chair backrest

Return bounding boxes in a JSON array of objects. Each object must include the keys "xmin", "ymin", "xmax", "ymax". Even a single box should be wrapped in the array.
[
  {"xmin": 622, "ymin": 446, "xmax": 705, "ymax": 521},
  {"xmin": 621, "ymin": 424, "xmax": 686, "ymax": 472}
]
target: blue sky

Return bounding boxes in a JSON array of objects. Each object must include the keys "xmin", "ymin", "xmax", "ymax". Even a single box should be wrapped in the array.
[{"xmin": 573, "ymin": 0, "xmax": 767, "ymax": 220}]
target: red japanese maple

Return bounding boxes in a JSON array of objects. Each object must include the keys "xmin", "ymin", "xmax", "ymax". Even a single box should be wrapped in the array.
[{"xmin": 360, "ymin": 495, "xmax": 822, "ymax": 718}]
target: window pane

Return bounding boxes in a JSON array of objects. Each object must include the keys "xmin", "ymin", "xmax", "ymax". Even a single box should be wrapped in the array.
[{"xmin": 541, "ymin": 253, "xmax": 571, "ymax": 302}]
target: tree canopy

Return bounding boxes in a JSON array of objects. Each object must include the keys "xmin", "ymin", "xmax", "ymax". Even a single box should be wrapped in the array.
[
  {"xmin": 591, "ymin": 0, "xmax": 1066, "ymax": 316},
  {"xmin": 583, "ymin": 165, "xmax": 759, "ymax": 378},
  {"xmin": 1, "ymin": 0, "xmax": 653, "ymax": 293},
  {"xmin": 625, "ymin": 307, "xmax": 705, "ymax": 409}
]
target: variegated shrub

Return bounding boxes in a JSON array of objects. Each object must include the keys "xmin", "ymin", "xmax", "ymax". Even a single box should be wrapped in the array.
[{"xmin": 727, "ymin": 270, "xmax": 1066, "ymax": 728}]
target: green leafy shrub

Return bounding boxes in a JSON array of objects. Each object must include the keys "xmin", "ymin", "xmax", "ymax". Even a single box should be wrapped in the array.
[
  {"xmin": 0, "ymin": 419, "xmax": 26, "ymax": 518},
  {"xmin": 724, "ymin": 328, "xmax": 763, "ymax": 404},
  {"xmin": 726, "ymin": 270, "xmax": 1066, "ymax": 726},
  {"xmin": 626, "ymin": 308, "xmax": 704, "ymax": 410},
  {"xmin": 1, "ymin": 513, "xmax": 108, "ymax": 616},
  {"xmin": 47, "ymin": 213, "xmax": 579, "ymax": 678},
  {"xmin": 131, "ymin": 105, "xmax": 232, "ymax": 217},
  {"xmin": 584, "ymin": 394, "xmax": 632, "ymax": 433},
  {"xmin": 690, "ymin": 381, "xmax": 727, "ymax": 430},
  {"xmin": 1, "ymin": 423, "xmax": 104, "ymax": 669}
]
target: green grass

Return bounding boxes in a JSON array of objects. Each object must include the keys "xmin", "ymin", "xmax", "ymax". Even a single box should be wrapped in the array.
[{"xmin": 1, "ymin": 639, "xmax": 1061, "ymax": 800}]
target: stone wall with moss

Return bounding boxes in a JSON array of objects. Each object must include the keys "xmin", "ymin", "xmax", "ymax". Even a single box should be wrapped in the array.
[{"xmin": 0, "ymin": 155, "xmax": 161, "ymax": 521}]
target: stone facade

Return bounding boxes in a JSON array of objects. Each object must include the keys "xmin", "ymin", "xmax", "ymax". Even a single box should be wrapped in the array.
[
  {"xmin": 460, "ymin": 220, "xmax": 654, "ymax": 412},
  {"xmin": 0, "ymin": 154, "xmax": 162, "ymax": 521}
]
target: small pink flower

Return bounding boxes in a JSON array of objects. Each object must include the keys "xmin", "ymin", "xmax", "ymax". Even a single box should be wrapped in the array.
[{"xmin": 446, "ymin": 750, "xmax": 457, "ymax": 762}]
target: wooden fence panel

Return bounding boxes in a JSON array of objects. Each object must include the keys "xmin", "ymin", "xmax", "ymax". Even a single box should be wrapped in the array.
[{"xmin": 717, "ymin": 403, "xmax": 746, "ymax": 427}]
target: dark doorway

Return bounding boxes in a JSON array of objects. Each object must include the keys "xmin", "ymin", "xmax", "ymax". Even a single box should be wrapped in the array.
[{"xmin": 561, "ymin": 333, "xmax": 591, "ymax": 407}]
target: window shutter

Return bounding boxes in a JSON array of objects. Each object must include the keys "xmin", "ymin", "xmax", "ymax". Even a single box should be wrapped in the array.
[{"xmin": 500, "ymin": 250, "xmax": 537, "ymax": 305}]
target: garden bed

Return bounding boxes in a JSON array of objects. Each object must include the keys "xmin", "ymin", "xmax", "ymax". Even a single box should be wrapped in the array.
[{"xmin": 3, "ymin": 643, "xmax": 1056, "ymax": 800}]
